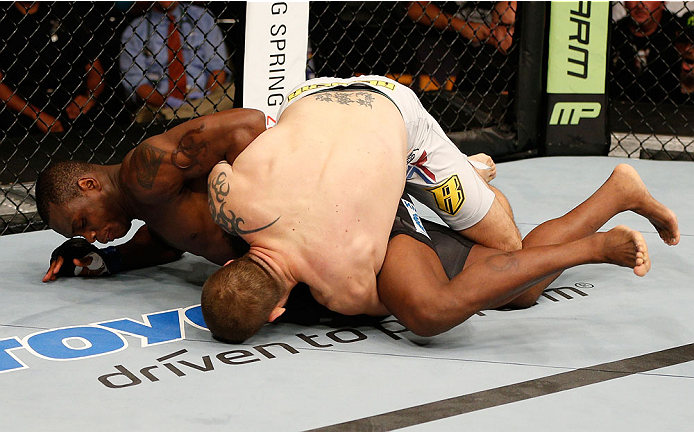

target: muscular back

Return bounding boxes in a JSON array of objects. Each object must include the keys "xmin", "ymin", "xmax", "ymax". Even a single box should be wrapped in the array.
[{"xmin": 209, "ymin": 90, "xmax": 408, "ymax": 314}]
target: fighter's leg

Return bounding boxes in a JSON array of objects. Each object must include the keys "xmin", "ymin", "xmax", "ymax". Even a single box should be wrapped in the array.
[
  {"xmin": 489, "ymin": 184, "xmax": 515, "ymax": 224},
  {"xmin": 456, "ymin": 195, "xmax": 522, "ymax": 251},
  {"xmin": 378, "ymin": 226, "xmax": 649, "ymax": 337},
  {"xmin": 406, "ymin": 148, "xmax": 521, "ymax": 251},
  {"xmin": 503, "ymin": 163, "xmax": 678, "ymax": 307}
]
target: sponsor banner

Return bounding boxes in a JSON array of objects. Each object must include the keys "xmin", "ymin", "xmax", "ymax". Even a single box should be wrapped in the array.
[
  {"xmin": 243, "ymin": 2, "xmax": 309, "ymax": 128},
  {"xmin": 547, "ymin": 1, "xmax": 609, "ymax": 94},
  {"xmin": 0, "ymin": 281, "xmax": 594, "ymax": 385},
  {"xmin": 545, "ymin": 1, "xmax": 610, "ymax": 155},
  {"xmin": 546, "ymin": 93, "xmax": 608, "ymax": 154}
]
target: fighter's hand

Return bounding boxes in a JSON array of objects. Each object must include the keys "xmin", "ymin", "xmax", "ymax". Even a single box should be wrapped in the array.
[
  {"xmin": 71, "ymin": 252, "xmax": 109, "ymax": 276},
  {"xmin": 43, "ymin": 255, "xmax": 65, "ymax": 282},
  {"xmin": 43, "ymin": 238, "xmax": 120, "ymax": 282}
]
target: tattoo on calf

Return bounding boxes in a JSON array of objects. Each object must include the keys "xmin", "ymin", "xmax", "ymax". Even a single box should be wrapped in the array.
[
  {"xmin": 313, "ymin": 91, "xmax": 374, "ymax": 108},
  {"xmin": 134, "ymin": 143, "xmax": 166, "ymax": 189},
  {"xmin": 171, "ymin": 124, "xmax": 209, "ymax": 170},
  {"xmin": 208, "ymin": 171, "xmax": 280, "ymax": 236},
  {"xmin": 484, "ymin": 253, "xmax": 519, "ymax": 272}
]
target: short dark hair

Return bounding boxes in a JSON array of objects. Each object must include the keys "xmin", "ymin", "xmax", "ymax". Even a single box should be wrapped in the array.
[
  {"xmin": 35, "ymin": 161, "xmax": 93, "ymax": 225},
  {"xmin": 201, "ymin": 255, "xmax": 284, "ymax": 343}
]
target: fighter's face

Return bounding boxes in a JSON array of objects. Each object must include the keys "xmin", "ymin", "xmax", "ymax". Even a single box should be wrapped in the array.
[
  {"xmin": 49, "ymin": 194, "xmax": 131, "ymax": 244},
  {"xmin": 626, "ymin": 1, "xmax": 664, "ymax": 26}
]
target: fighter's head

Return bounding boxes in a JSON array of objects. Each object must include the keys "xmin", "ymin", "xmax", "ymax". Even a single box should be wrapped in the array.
[
  {"xmin": 36, "ymin": 161, "xmax": 132, "ymax": 244},
  {"xmin": 201, "ymin": 255, "xmax": 288, "ymax": 343}
]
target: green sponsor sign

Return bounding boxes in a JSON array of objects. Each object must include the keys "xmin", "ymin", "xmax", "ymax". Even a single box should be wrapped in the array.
[{"xmin": 547, "ymin": 1, "xmax": 609, "ymax": 94}]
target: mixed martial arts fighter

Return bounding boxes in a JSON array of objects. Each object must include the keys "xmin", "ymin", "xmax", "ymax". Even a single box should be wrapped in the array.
[
  {"xmin": 201, "ymin": 79, "xmax": 679, "ymax": 342},
  {"xmin": 36, "ymin": 108, "xmax": 266, "ymax": 279}
]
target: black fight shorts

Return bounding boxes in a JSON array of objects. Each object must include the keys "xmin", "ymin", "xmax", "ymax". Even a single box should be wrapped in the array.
[{"xmin": 391, "ymin": 194, "xmax": 476, "ymax": 280}]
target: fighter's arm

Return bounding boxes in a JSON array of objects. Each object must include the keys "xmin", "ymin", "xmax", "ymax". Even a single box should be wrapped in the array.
[
  {"xmin": 113, "ymin": 224, "xmax": 184, "ymax": 270},
  {"xmin": 121, "ymin": 108, "xmax": 265, "ymax": 197},
  {"xmin": 43, "ymin": 225, "xmax": 183, "ymax": 282}
]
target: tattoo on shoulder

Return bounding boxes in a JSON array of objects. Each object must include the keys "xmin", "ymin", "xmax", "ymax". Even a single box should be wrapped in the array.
[
  {"xmin": 133, "ymin": 142, "xmax": 166, "ymax": 189},
  {"xmin": 207, "ymin": 171, "xmax": 280, "ymax": 236},
  {"xmin": 313, "ymin": 91, "xmax": 374, "ymax": 108},
  {"xmin": 171, "ymin": 124, "xmax": 209, "ymax": 170}
]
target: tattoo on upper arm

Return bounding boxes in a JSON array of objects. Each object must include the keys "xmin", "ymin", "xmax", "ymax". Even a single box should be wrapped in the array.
[
  {"xmin": 208, "ymin": 171, "xmax": 280, "ymax": 236},
  {"xmin": 171, "ymin": 124, "xmax": 209, "ymax": 170},
  {"xmin": 313, "ymin": 91, "xmax": 374, "ymax": 108},
  {"xmin": 133, "ymin": 143, "xmax": 166, "ymax": 189}
]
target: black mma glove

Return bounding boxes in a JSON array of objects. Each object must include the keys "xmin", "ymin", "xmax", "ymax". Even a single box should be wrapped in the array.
[{"xmin": 50, "ymin": 238, "xmax": 123, "ymax": 277}]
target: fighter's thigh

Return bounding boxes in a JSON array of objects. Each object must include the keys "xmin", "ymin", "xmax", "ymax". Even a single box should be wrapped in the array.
[
  {"xmin": 377, "ymin": 235, "xmax": 449, "ymax": 316},
  {"xmin": 457, "ymin": 197, "xmax": 522, "ymax": 251},
  {"xmin": 405, "ymin": 136, "xmax": 495, "ymax": 231}
]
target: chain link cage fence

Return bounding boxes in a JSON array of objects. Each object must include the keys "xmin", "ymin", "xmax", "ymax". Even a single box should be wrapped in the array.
[
  {"xmin": 608, "ymin": 1, "xmax": 694, "ymax": 160},
  {"xmin": 1, "ymin": 1, "xmax": 691, "ymax": 236}
]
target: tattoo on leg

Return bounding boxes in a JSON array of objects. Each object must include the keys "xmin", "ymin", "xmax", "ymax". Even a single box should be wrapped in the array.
[
  {"xmin": 485, "ymin": 252, "xmax": 519, "ymax": 272},
  {"xmin": 134, "ymin": 143, "xmax": 166, "ymax": 189},
  {"xmin": 208, "ymin": 172, "xmax": 281, "ymax": 236},
  {"xmin": 171, "ymin": 124, "xmax": 208, "ymax": 170}
]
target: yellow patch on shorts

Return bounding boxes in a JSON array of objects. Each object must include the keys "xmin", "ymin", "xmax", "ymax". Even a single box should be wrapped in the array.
[{"xmin": 426, "ymin": 175, "xmax": 465, "ymax": 215}]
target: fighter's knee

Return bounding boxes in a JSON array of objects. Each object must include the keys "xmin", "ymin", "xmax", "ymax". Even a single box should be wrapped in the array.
[
  {"xmin": 398, "ymin": 303, "xmax": 475, "ymax": 337},
  {"xmin": 497, "ymin": 231, "xmax": 522, "ymax": 252},
  {"xmin": 503, "ymin": 291, "xmax": 539, "ymax": 309}
]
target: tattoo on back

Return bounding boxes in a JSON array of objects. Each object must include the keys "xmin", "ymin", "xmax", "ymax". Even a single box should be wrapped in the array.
[
  {"xmin": 313, "ymin": 91, "xmax": 374, "ymax": 108},
  {"xmin": 171, "ymin": 124, "xmax": 209, "ymax": 170},
  {"xmin": 208, "ymin": 171, "xmax": 280, "ymax": 236},
  {"xmin": 134, "ymin": 143, "xmax": 166, "ymax": 189}
]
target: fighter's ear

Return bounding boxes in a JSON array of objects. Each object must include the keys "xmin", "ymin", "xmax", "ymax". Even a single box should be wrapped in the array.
[
  {"xmin": 77, "ymin": 177, "xmax": 101, "ymax": 192},
  {"xmin": 268, "ymin": 306, "xmax": 286, "ymax": 323}
]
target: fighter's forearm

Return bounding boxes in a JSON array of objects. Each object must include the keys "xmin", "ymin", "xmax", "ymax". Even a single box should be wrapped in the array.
[{"xmin": 115, "ymin": 225, "xmax": 183, "ymax": 271}]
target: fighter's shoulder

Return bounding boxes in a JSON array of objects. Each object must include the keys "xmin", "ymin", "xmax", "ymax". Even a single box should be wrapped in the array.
[{"xmin": 120, "ymin": 137, "xmax": 180, "ymax": 200}]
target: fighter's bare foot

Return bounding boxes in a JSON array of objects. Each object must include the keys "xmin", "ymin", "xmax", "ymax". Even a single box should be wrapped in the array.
[
  {"xmin": 611, "ymin": 164, "xmax": 680, "ymax": 245},
  {"xmin": 468, "ymin": 153, "xmax": 496, "ymax": 183},
  {"xmin": 601, "ymin": 225, "xmax": 651, "ymax": 277}
]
